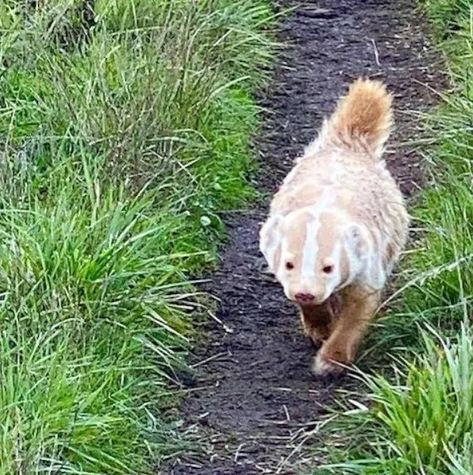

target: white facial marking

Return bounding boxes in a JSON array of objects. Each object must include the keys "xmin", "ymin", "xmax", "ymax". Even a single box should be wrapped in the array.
[
  {"xmin": 277, "ymin": 232, "xmax": 291, "ymax": 283},
  {"xmin": 299, "ymin": 189, "xmax": 336, "ymax": 283},
  {"xmin": 301, "ymin": 218, "xmax": 320, "ymax": 281},
  {"xmin": 326, "ymin": 238, "xmax": 342, "ymax": 296}
]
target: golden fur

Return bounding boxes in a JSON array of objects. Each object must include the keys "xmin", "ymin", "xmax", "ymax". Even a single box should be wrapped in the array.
[{"xmin": 259, "ymin": 78, "xmax": 409, "ymax": 375}]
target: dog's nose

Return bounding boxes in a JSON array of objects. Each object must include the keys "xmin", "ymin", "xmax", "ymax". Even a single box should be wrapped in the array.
[{"xmin": 295, "ymin": 292, "xmax": 315, "ymax": 303}]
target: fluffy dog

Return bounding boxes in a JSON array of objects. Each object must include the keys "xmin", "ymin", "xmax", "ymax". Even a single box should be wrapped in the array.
[{"xmin": 259, "ymin": 78, "xmax": 409, "ymax": 375}]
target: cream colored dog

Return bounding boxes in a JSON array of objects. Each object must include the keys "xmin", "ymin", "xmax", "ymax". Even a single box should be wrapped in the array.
[{"xmin": 259, "ymin": 79, "xmax": 409, "ymax": 376}]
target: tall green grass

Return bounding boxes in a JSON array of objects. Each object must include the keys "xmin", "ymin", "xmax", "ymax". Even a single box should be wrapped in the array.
[
  {"xmin": 0, "ymin": 1, "xmax": 273, "ymax": 473},
  {"xmin": 316, "ymin": 2, "xmax": 473, "ymax": 473}
]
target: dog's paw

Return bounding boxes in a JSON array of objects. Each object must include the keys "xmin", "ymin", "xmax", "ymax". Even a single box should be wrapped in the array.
[{"xmin": 312, "ymin": 352, "xmax": 345, "ymax": 377}]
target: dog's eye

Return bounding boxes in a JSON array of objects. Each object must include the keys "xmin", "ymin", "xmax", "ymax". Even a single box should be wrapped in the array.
[
  {"xmin": 286, "ymin": 262, "xmax": 294, "ymax": 270},
  {"xmin": 322, "ymin": 265, "xmax": 334, "ymax": 274}
]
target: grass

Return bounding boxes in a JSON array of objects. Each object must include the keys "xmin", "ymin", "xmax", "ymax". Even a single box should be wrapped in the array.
[
  {"xmin": 316, "ymin": 1, "xmax": 473, "ymax": 473},
  {"xmin": 0, "ymin": 0, "xmax": 274, "ymax": 473}
]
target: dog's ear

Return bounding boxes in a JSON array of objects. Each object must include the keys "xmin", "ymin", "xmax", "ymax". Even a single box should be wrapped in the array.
[
  {"xmin": 346, "ymin": 224, "xmax": 387, "ymax": 290},
  {"xmin": 259, "ymin": 215, "xmax": 282, "ymax": 273},
  {"xmin": 346, "ymin": 224, "xmax": 368, "ymax": 260}
]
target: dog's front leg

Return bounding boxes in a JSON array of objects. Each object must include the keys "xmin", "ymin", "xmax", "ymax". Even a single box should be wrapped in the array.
[
  {"xmin": 313, "ymin": 285, "xmax": 380, "ymax": 376},
  {"xmin": 299, "ymin": 303, "xmax": 334, "ymax": 347}
]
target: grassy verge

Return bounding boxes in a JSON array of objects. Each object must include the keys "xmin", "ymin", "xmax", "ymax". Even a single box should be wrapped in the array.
[
  {"xmin": 317, "ymin": 1, "xmax": 473, "ymax": 473},
  {"xmin": 0, "ymin": 1, "xmax": 273, "ymax": 473}
]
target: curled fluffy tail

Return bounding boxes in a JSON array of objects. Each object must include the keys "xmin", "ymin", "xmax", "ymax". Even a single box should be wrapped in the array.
[{"xmin": 317, "ymin": 78, "xmax": 393, "ymax": 159}]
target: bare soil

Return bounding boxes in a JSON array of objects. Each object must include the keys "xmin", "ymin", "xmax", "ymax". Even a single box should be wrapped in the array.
[{"xmin": 165, "ymin": 1, "xmax": 443, "ymax": 473}]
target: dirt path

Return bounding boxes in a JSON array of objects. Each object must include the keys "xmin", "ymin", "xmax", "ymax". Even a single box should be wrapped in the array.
[{"xmin": 166, "ymin": 1, "xmax": 442, "ymax": 473}]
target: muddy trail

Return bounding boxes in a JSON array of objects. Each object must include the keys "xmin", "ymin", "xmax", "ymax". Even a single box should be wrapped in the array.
[{"xmin": 166, "ymin": 1, "xmax": 442, "ymax": 474}]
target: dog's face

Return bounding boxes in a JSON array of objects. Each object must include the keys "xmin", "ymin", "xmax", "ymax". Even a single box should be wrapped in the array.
[{"xmin": 260, "ymin": 208, "xmax": 366, "ymax": 304}]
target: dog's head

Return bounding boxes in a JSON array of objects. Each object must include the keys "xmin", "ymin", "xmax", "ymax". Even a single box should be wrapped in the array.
[{"xmin": 259, "ymin": 207, "xmax": 367, "ymax": 305}]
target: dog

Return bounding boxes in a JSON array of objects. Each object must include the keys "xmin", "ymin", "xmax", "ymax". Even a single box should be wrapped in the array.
[{"xmin": 259, "ymin": 78, "xmax": 409, "ymax": 375}]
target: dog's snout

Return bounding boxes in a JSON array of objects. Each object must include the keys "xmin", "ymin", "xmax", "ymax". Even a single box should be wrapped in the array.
[{"xmin": 295, "ymin": 292, "xmax": 315, "ymax": 303}]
